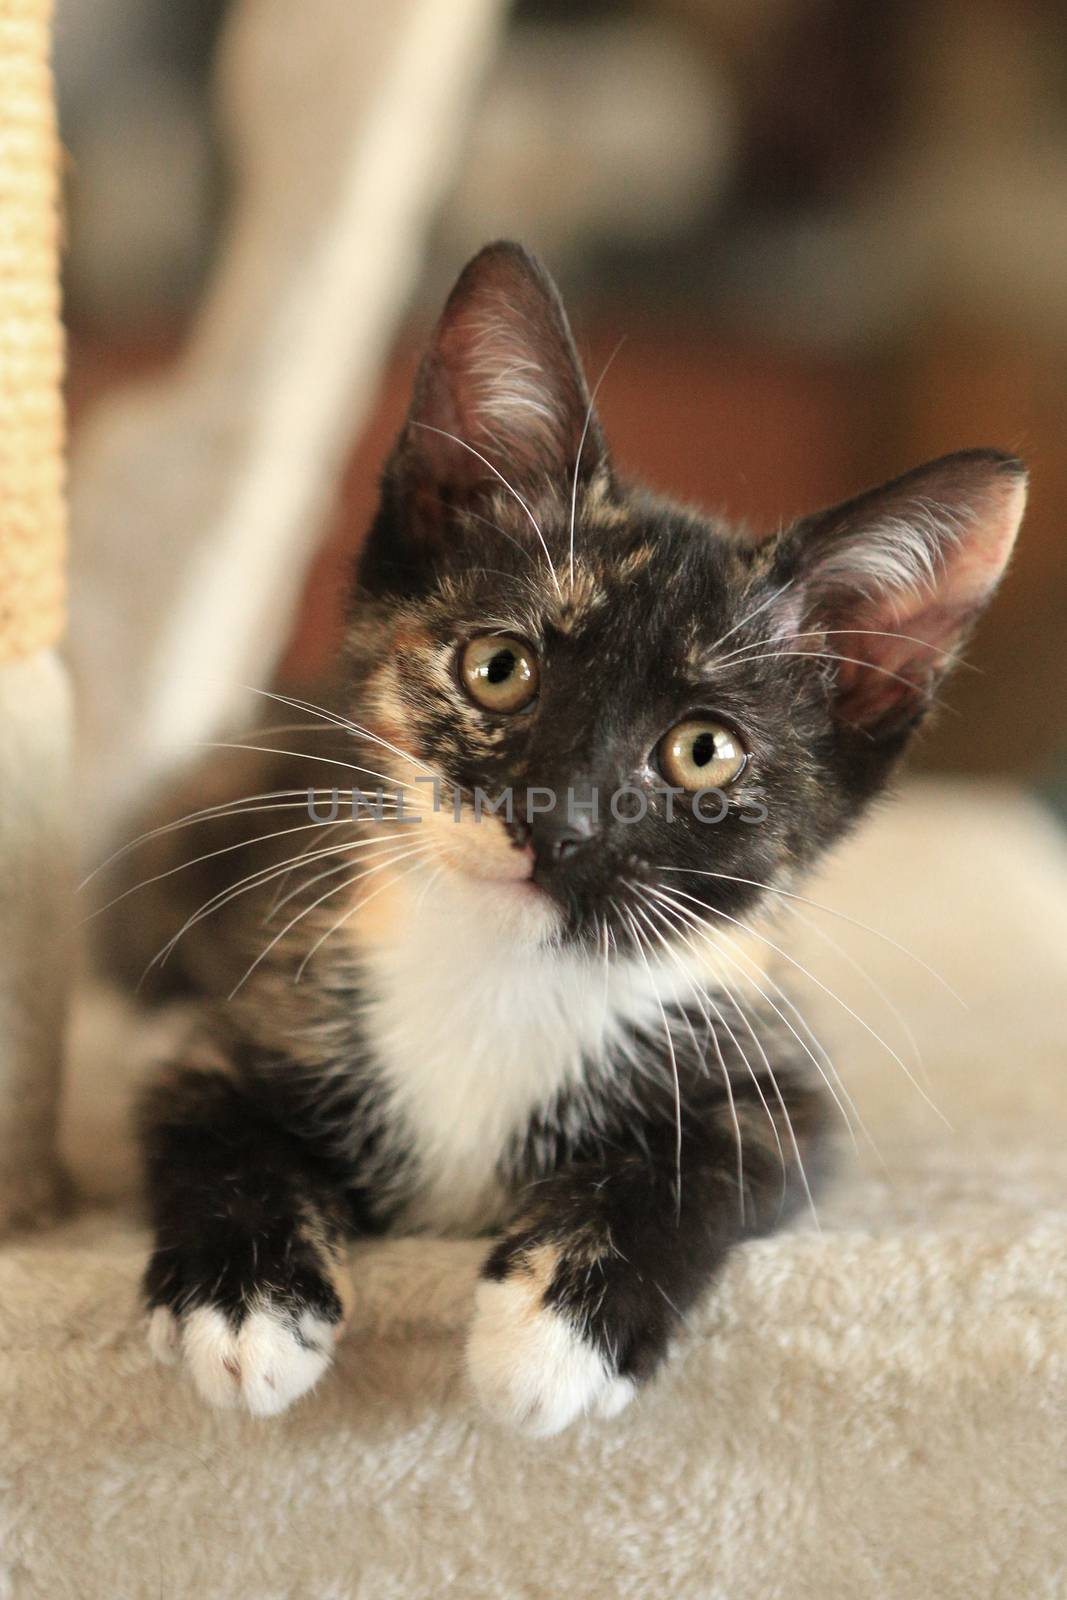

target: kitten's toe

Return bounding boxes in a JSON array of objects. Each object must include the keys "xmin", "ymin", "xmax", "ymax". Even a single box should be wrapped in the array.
[
  {"xmin": 465, "ymin": 1274, "xmax": 635, "ymax": 1438},
  {"xmin": 170, "ymin": 1298, "xmax": 342, "ymax": 1417}
]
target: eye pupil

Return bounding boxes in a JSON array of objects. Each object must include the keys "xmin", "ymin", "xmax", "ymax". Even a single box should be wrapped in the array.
[
  {"xmin": 486, "ymin": 650, "xmax": 514, "ymax": 684},
  {"xmin": 691, "ymin": 731, "xmax": 715, "ymax": 768}
]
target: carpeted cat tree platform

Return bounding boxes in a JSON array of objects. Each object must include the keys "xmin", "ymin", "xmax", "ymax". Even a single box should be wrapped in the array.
[
  {"xmin": 6, "ymin": 785, "xmax": 1067, "ymax": 1598},
  {"xmin": 2, "ymin": 4, "xmax": 1066, "ymax": 1596}
]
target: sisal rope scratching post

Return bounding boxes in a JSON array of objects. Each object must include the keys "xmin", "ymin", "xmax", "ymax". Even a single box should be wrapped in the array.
[{"xmin": 0, "ymin": 0, "xmax": 70, "ymax": 1231}]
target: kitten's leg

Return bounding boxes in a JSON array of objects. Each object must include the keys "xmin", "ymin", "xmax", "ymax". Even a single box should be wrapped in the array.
[
  {"xmin": 467, "ymin": 1070, "xmax": 826, "ymax": 1437},
  {"xmin": 140, "ymin": 1064, "xmax": 354, "ymax": 1416}
]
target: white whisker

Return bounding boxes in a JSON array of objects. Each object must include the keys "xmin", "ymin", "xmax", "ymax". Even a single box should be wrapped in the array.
[
  {"xmin": 142, "ymin": 831, "xmax": 420, "ymax": 981},
  {"xmin": 650, "ymin": 884, "xmax": 868, "ymax": 1159},
  {"xmin": 616, "ymin": 900, "xmax": 683, "ymax": 1216},
  {"xmin": 296, "ymin": 844, "xmax": 436, "ymax": 980},
  {"xmin": 199, "ymin": 741, "xmax": 430, "ymax": 800},
  {"xmin": 710, "ymin": 648, "xmax": 938, "ymax": 697},
  {"xmin": 702, "ymin": 579, "xmax": 795, "ymax": 659},
  {"xmin": 655, "ymin": 866, "xmax": 964, "ymax": 1005},
  {"xmin": 411, "ymin": 421, "xmax": 562, "ymax": 598},
  {"xmin": 240, "ymin": 691, "xmax": 460, "ymax": 792},
  {"xmin": 269, "ymin": 850, "xmax": 366, "ymax": 917},
  {"xmin": 656, "ymin": 882, "xmax": 950, "ymax": 1130},
  {"xmin": 642, "ymin": 886, "xmax": 824, "ymax": 1226},
  {"xmin": 568, "ymin": 338, "xmax": 625, "ymax": 584},
  {"xmin": 780, "ymin": 900, "xmax": 924, "ymax": 1080},
  {"xmin": 232, "ymin": 839, "xmax": 434, "ymax": 997},
  {"xmin": 709, "ymin": 626, "xmax": 971, "ymax": 674},
  {"xmin": 84, "ymin": 813, "xmax": 365, "ymax": 923},
  {"xmin": 629, "ymin": 893, "xmax": 746, "ymax": 1223},
  {"xmin": 78, "ymin": 789, "xmax": 348, "ymax": 891}
]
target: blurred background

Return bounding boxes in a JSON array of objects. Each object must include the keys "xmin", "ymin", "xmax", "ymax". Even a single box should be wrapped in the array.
[{"xmin": 56, "ymin": 0, "xmax": 1067, "ymax": 809}]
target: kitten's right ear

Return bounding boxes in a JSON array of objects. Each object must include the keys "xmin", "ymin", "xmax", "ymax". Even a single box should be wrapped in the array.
[
  {"xmin": 773, "ymin": 448, "xmax": 1026, "ymax": 737},
  {"xmin": 362, "ymin": 241, "xmax": 607, "ymax": 587}
]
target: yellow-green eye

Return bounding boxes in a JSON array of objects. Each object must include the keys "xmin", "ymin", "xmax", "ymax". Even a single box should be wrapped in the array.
[
  {"xmin": 460, "ymin": 634, "xmax": 539, "ymax": 713},
  {"xmin": 659, "ymin": 719, "xmax": 747, "ymax": 791}
]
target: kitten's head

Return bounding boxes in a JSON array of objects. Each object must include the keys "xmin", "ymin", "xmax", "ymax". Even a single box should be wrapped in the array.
[{"xmin": 343, "ymin": 242, "xmax": 1025, "ymax": 950}]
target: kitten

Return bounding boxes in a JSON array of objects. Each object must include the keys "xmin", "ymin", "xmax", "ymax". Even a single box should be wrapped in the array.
[{"xmin": 114, "ymin": 242, "xmax": 1025, "ymax": 1435}]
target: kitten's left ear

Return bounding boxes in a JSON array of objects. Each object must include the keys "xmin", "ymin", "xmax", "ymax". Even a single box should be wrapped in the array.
[
  {"xmin": 383, "ymin": 241, "xmax": 608, "ymax": 549},
  {"xmin": 777, "ymin": 449, "xmax": 1027, "ymax": 735}
]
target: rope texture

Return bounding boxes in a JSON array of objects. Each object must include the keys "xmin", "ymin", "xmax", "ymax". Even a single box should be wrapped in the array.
[{"xmin": 0, "ymin": 0, "xmax": 64, "ymax": 663}]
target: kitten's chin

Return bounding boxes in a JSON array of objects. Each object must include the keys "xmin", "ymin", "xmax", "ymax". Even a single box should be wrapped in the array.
[
  {"xmin": 417, "ymin": 810, "xmax": 560, "ymax": 941},
  {"xmin": 445, "ymin": 862, "xmax": 562, "ymax": 944}
]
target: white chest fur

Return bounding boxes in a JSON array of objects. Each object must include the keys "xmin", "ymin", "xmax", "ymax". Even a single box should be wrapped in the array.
[{"xmin": 353, "ymin": 869, "xmax": 687, "ymax": 1233}]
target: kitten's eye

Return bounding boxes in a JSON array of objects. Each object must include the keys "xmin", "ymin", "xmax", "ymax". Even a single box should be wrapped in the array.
[
  {"xmin": 659, "ymin": 719, "xmax": 747, "ymax": 791},
  {"xmin": 460, "ymin": 634, "xmax": 539, "ymax": 712}
]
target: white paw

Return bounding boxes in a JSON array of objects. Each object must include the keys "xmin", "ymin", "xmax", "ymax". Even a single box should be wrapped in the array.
[
  {"xmin": 148, "ymin": 1297, "xmax": 342, "ymax": 1417},
  {"xmin": 466, "ymin": 1275, "xmax": 635, "ymax": 1438}
]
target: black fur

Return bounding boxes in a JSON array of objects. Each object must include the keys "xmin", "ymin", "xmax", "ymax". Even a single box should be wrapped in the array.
[
  {"xmin": 487, "ymin": 1018, "xmax": 827, "ymax": 1384},
  {"xmin": 141, "ymin": 1067, "xmax": 352, "ymax": 1326}
]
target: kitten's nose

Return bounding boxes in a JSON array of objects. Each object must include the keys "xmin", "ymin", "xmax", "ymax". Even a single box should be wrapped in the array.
[{"xmin": 526, "ymin": 809, "xmax": 595, "ymax": 875}]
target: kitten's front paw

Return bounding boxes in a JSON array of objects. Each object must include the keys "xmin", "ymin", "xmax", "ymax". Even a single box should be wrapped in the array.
[
  {"xmin": 465, "ymin": 1257, "xmax": 635, "ymax": 1438},
  {"xmin": 148, "ymin": 1293, "xmax": 347, "ymax": 1417},
  {"xmin": 145, "ymin": 1226, "xmax": 353, "ymax": 1417}
]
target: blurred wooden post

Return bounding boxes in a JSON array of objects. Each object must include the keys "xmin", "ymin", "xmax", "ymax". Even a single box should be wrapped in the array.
[{"xmin": 0, "ymin": 0, "xmax": 71, "ymax": 1229}]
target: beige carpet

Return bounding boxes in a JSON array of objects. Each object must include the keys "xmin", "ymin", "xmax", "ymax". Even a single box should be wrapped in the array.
[{"xmin": 2, "ymin": 780, "xmax": 1065, "ymax": 1598}]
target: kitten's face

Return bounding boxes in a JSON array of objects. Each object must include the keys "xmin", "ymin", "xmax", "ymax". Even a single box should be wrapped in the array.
[{"xmin": 343, "ymin": 243, "xmax": 1025, "ymax": 951}]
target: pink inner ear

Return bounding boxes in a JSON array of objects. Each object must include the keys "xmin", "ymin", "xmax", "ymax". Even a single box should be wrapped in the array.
[
  {"xmin": 823, "ymin": 469, "xmax": 1026, "ymax": 729},
  {"xmin": 436, "ymin": 302, "xmax": 568, "ymax": 478},
  {"xmin": 831, "ymin": 600, "xmax": 978, "ymax": 726},
  {"xmin": 406, "ymin": 243, "xmax": 592, "ymax": 495}
]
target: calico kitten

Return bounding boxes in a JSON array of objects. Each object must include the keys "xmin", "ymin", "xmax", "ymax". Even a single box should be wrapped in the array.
[{"xmin": 117, "ymin": 242, "xmax": 1025, "ymax": 1435}]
